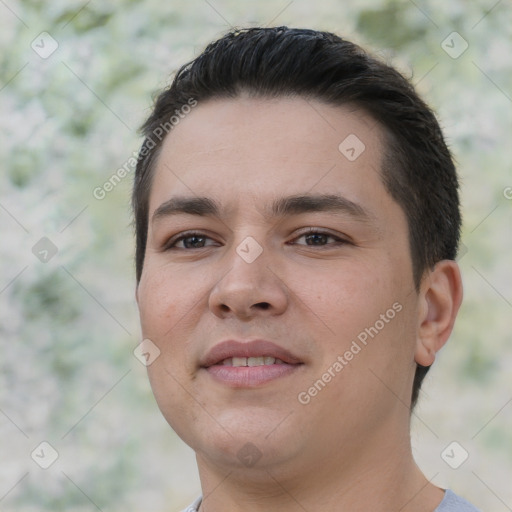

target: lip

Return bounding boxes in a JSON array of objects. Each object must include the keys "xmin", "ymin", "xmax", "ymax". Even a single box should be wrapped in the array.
[
  {"xmin": 200, "ymin": 339, "xmax": 303, "ymax": 367},
  {"xmin": 200, "ymin": 339, "xmax": 303, "ymax": 388}
]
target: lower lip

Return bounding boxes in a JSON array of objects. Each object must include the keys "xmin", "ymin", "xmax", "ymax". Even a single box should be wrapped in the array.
[{"xmin": 204, "ymin": 364, "xmax": 301, "ymax": 387}]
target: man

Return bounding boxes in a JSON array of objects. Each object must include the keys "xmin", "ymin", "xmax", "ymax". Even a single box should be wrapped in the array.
[{"xmin": 133, "ymin": 26, "xmax": 481, "ymax": 511}]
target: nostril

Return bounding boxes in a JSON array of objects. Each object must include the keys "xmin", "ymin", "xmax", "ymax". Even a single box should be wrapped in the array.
[{"xmin": 255, "ymin": 302, "xmax": 270, "ymax": 310}]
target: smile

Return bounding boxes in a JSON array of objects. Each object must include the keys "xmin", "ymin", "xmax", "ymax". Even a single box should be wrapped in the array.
[
  {"xmin": 201, "ymin": 339, "xmax": 304, "ymax": 387},
  {"xmin": 220, "ymin": 356, "xmax": 286, "ymax": 366}
]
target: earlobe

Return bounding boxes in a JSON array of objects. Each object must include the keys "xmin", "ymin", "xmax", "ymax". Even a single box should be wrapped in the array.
[{"xmin": 414, "ymin": 260, "xmax": 463, "ymax": 367}]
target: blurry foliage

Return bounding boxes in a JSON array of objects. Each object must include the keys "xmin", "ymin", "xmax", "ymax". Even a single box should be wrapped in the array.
[
  {"xmin": 357, "ymin": 2, "xmax": 429, "ymax": 47},
  {"xmin": 1, "ymin": 0, "xmax": 510, "ymax": 510},
  {"xmin": 17, "ymin": 271, "xmax": 80, "ymax": 324}
]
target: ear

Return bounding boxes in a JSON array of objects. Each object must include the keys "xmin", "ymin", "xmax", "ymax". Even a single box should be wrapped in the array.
[{"xmin": 415, "ymin": 260, "xmax": 463, "ymax": 367}]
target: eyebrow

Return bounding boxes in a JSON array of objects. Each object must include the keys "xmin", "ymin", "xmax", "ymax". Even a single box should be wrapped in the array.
[{"xmin": 151, "ymin": 193, "xmax": 374, "ymax": 225}]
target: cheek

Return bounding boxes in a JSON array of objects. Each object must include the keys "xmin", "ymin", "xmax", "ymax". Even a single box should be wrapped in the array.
[
  {"xmin": 137, "ymin": 267, "xmax": 201, "ymax": 436},
  {"xmin": 295, "ymin": 259, "xmax": 410, "ymax": 377},
  {"xmin": 296, "ymin": 261, "xmax": 388, "ymax": 332},
  {"xmin": 137, "ymin": 262, "xmax": 197, "ymax": 337}
]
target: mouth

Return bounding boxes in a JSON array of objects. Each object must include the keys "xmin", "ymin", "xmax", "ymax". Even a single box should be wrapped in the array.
[
  {"xmin": 200, "ymin": 339, "xmax": 304, "ymax": 388},
  {"xmin": 218, "ymin": 356, "xmax": 287, "ymax": 366}
]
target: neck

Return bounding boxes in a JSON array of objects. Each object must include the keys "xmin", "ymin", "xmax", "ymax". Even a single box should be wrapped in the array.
[{"xmin": 194, "ymin": 417, "xmax": 444, "ymax": 512}]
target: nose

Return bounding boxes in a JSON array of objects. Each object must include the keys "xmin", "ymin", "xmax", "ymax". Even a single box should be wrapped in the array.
[{"xmin": 208, "ymin": 242, "xmax": 289, "ymax": 320}]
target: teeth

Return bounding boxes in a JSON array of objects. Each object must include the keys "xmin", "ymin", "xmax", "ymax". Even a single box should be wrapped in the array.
[
  {"xmin": 247, "ymin": 356, "xmax": 264, "ymax": 367},
  {"xmin": 221, "ymin": 356, "xmax": 279, "ymax": 367}
]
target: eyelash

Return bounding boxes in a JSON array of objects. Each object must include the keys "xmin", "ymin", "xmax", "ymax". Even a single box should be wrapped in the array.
[{"xmin": 163, "ymin": 228, "xmax": 350, "ymax": 251}]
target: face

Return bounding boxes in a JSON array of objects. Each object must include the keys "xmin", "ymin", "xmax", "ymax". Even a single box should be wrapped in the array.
[{"xmin": 136, "ymin": 96, "xmax": 421, "ymax": 476}]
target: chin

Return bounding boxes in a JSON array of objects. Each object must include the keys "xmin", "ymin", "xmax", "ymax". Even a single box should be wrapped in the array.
[
  {"xmin": 195, "ymin": 434, "xmax": 296, "ymax": 474},
  {"xmin": 177, "ymin": 408, "xmax": 302, "ymax": 470}
]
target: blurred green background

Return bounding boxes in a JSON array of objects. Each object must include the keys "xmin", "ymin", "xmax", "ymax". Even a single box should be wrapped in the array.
[{"xmin": 1, "ymin": 0, "xmax": 510, "ymax": 510}]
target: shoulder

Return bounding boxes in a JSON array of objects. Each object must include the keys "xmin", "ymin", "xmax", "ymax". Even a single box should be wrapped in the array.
[
  {"xmin": 435, "ymin": 489, "xmax": 482, "ymax": 512},
  {"xmin": 179, "ymin": 491, "xmax": 481, "ymax": 511},
  {"xmin": 179, "ymin": 495, "xmax": 202, "ymax": 512}
]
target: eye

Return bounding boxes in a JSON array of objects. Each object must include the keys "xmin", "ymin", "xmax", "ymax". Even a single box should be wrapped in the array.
[
  {"xmin": 163, "ymin": 228, "xmax": 350, "ymax": 251},
  {"xmin": 164, "ymin": 231, "xmax": 218, "ymax": 250},
  {"xmin": 291, "ymin": 228, "xmax": 349, "ymax": 247}
]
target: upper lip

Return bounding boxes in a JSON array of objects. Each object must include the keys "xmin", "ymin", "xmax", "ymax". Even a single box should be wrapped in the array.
[{"xmin": 200, "ymin": 339, "xmax": 303, "ymax": 367}]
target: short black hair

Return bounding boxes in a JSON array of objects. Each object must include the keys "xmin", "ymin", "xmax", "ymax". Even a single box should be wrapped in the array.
[{"xmin": 132, "ymin": 26, "xmax": 461, "ymax": 409}]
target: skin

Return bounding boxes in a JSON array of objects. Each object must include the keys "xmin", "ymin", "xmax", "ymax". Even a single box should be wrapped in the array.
[{"xmin": 135, "ymin": 95, "xmax": 463, "ymax": 512}]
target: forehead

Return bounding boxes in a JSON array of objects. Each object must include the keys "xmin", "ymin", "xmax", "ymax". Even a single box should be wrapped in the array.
[{"xmin": 148, "ymin": 96, "xmax": 389, "ymax": 220}]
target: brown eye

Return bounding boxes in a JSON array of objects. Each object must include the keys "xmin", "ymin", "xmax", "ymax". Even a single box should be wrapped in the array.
[
  {"xmin": 165, "ymin": 231, "xmax": 217, "ymax": 250},
  {"xmin": 293, "ymin": 229, "xmax": 348, "ymax": 247}
]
